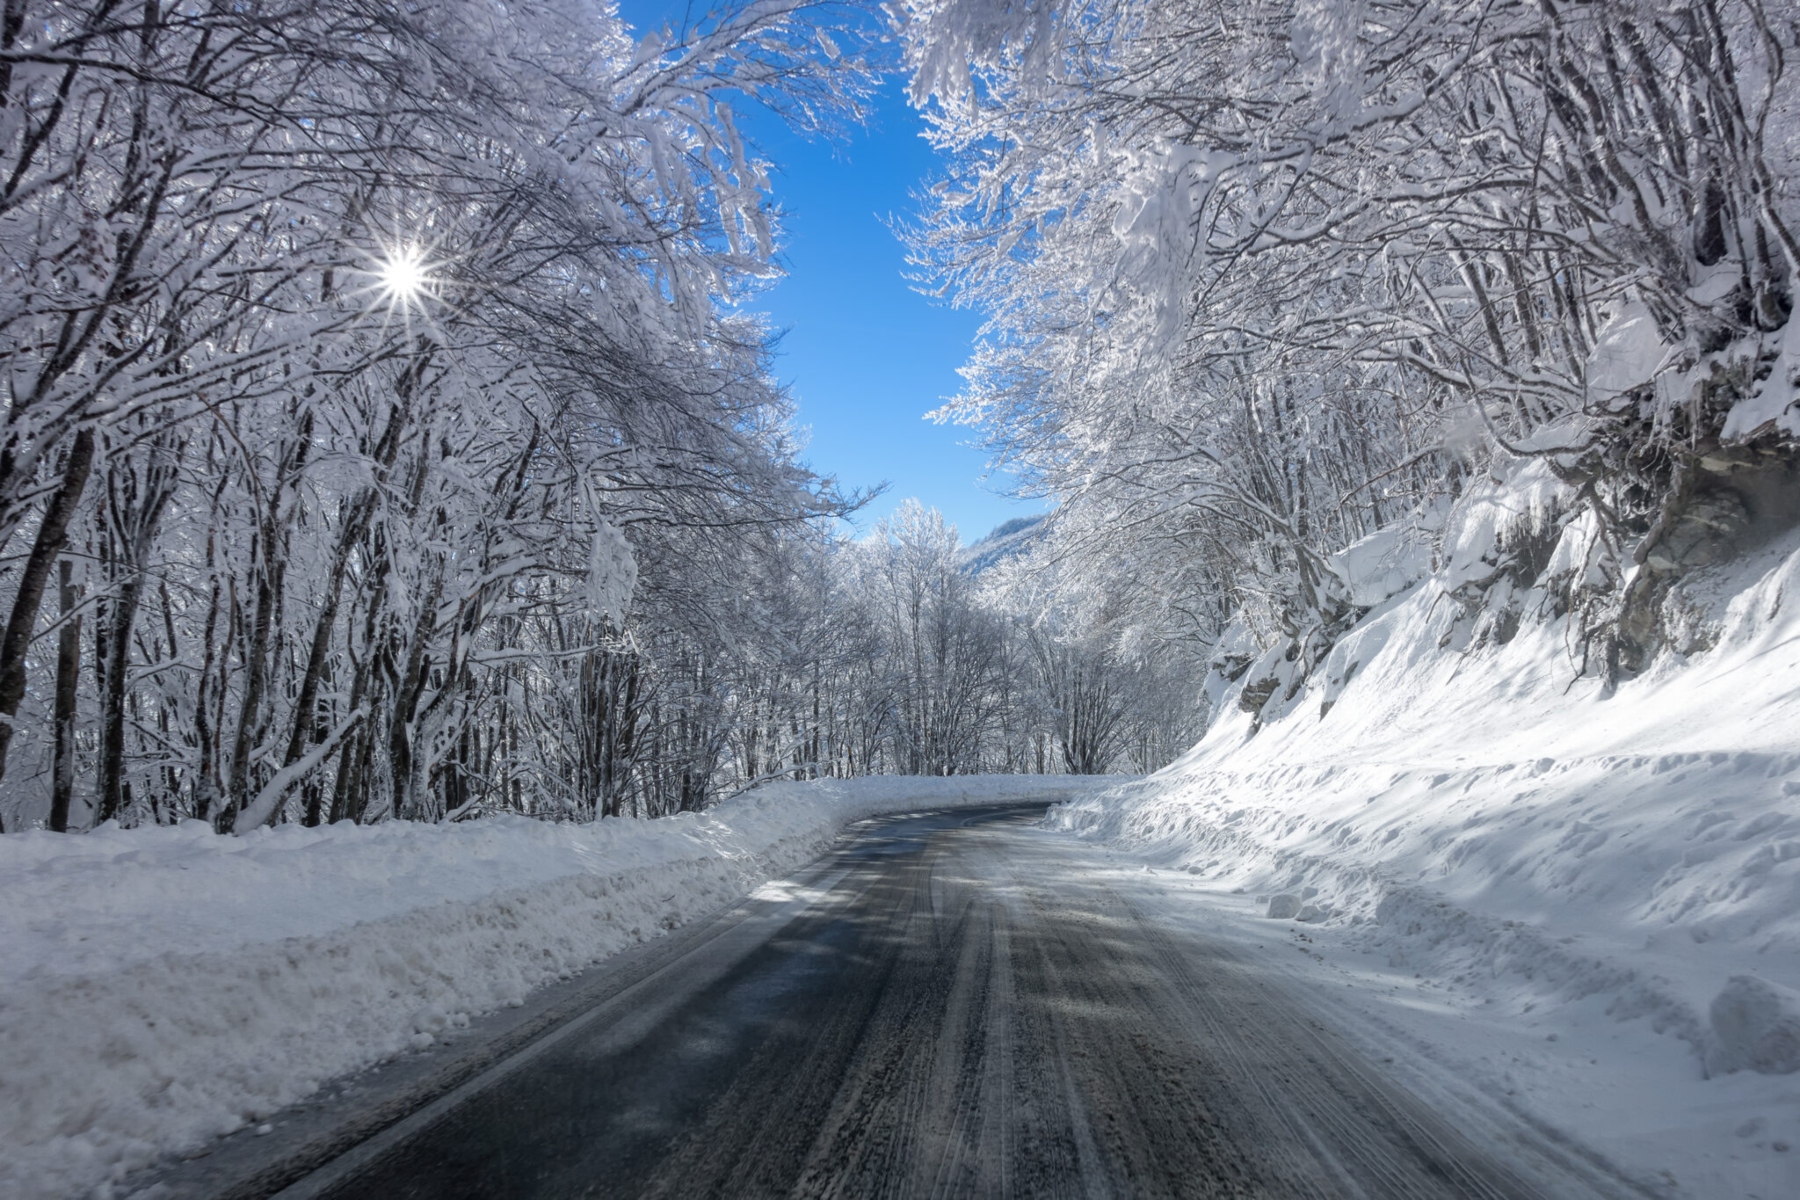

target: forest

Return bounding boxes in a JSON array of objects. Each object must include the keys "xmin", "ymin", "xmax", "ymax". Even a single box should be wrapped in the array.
[
  {"xmin": 0, "ymin": 0, "xmax": 1200, "ymax": 834},
  {"xmin": 0, "ymin": 0, "xmax": 1795, "ymax": 833},
  {"xmin": 907, "ymin": 0, "xmax": 1799, "ymax": 727}
]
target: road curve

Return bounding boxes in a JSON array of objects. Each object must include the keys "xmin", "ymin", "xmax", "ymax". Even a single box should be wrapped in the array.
[{"xmin": 245, "ymin": 803, "xmax": 1648, "ymax": 1199}]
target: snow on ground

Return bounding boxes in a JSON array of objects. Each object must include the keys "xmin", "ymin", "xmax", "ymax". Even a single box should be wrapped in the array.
[
  {"xmin": 0, "ymin": 775, "xmax": 1104, "ymax": 1199},
  {"xmin": 1049, "ymin": 522, "xmax": 1800, "ymax": 1199}
]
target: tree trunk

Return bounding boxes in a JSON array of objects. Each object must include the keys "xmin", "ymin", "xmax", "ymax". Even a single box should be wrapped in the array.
[
  {"xmin": 0, "ymin": 427, "xmax": 96, "ymax": 827},
  {"xmin": 49, "ymin": 558, "xmax": 81, "ymax": 832},
  {"xmin": 95, "ymin": 564, "xmax": 147, "ymax": 823},
  {"xmin": 389, "ymin": 565, "xmax": 444, "ymax": 821},
  {"xmin": 287, "ymin": 496, "xmax": 375, "ymax": 822},
  {"xmin": 193, "ymin": 535, "xmax": 223, "ymax": 825},
  {"xmin": 289, "ymin": 398, "xmax": 410, "ymax": 822},
  {"xmin": 222, "ymin": 417, "xmax": 310, "ymax": 832}
]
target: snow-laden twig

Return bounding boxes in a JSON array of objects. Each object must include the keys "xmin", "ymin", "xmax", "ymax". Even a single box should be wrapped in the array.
[{"xmin": 234, "ymin": 708, "xmax": 367, "ymax": 833}]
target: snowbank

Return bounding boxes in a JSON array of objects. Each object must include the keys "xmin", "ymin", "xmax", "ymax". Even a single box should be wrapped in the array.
[
  {"xmin": 0, "ymin": 775, "xmax": 1102, "ymax": 1198},
  {"xmin": 1051, "ymin": 522, "xmax": 1800, "ymax": 1196}
]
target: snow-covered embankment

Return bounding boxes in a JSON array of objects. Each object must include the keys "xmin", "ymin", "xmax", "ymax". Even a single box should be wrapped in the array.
[
  {"xmin": 0, "ymin": 776, "xmax": 1100, "ymax": 1197},
  {"xmin": 1051, "ymin": 503, "xmax": 1800, "ymax": 1196}
]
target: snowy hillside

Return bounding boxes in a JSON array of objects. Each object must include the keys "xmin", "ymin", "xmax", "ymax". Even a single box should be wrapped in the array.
[
  {"xmin": 1050, "ymin": 492, "xmax": 1800, "ymax": 1197},
  {"xmin": 0, "ymin": 777, "xmax": 1106, "ymax": 1198},
  {"xmin": 956, "ymin": 513, "xmax": 1049, "ymax": 576}
]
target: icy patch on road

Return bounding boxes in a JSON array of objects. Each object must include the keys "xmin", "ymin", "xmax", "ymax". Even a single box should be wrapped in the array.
[
  {"xmin": 749, "ymin": 878, "xmax": 841, "ymax": 904},
  {"xmin": 0, "ymin": 775, "xmax": 1107, "ymax": 1199}
]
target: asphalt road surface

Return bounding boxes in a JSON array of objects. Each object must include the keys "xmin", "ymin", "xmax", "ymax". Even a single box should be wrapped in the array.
[{"xmin": 238, "ymin": 803, "xmax": 1650, "ymax": 1200}]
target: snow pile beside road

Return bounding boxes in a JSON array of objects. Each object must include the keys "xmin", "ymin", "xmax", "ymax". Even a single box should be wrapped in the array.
[
  {"xmin": 1051, "ymin": 525, "xmax": 1800, "ymax": 1193},
  {"xmin": 0, "ymin": 775, "xmax": 1099, "ymax": 1198}
]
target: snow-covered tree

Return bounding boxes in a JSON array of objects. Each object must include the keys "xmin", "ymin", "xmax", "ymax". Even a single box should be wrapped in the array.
[
  {"xmin": 0, "ymin": 0, "xmax": 883, "ymax": 831},
  {"xmin": 902, "ymin": 0, "xmax": 1800, "ymax": 710}
]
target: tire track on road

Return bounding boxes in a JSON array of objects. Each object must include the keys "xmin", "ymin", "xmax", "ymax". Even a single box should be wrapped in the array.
[{"xmin": 255, "ymin": 805, "xmax": 1658, "ymax": 1200}]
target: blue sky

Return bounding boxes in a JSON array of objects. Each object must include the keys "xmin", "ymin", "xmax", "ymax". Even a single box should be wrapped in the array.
[{"xmin": 615, "ymin": 2, "xmax": 1041, "ymax": 544}]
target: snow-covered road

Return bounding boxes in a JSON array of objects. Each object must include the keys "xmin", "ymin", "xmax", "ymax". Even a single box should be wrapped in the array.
[{"xmin": 155, "ymin": 803, "xmax": 1654, "ymax": 1199}]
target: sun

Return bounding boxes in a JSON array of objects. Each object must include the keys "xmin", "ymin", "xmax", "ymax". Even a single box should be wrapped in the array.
[{"xmin": 376, "ymin": 244, "xmax": 431, "ymax": 305}]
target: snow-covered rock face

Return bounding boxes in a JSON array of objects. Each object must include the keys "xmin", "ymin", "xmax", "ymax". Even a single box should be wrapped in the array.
[
  {"xmin": 1709, "ymin": 975, "xmax": 1800, "ymax": 1077},
  {"xmin": 1325, "ymin": 513, "xmax": 1437, "ymax": 609},
  {"xmin": 1265, "ymin": 893, "xmax": 1302, "ymax": 920},
  {"xmin": 1049, "ymin": 512, "xmax": 1800, "ymax": 1194},
  {"xmin": 1585, "ymin": 302, "xmax": 1671, "ymax": 407}
]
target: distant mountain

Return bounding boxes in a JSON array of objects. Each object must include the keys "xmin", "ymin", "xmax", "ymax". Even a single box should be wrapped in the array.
[{"xmin": 958, "ymin": 513, "xmax": 1049, "ymax": 576}]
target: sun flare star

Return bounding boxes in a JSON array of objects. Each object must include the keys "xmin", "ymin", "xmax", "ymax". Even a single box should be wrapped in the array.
[{"xmin": 377, "ymin": 245, "xmax": 429, "ymax": 305}]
